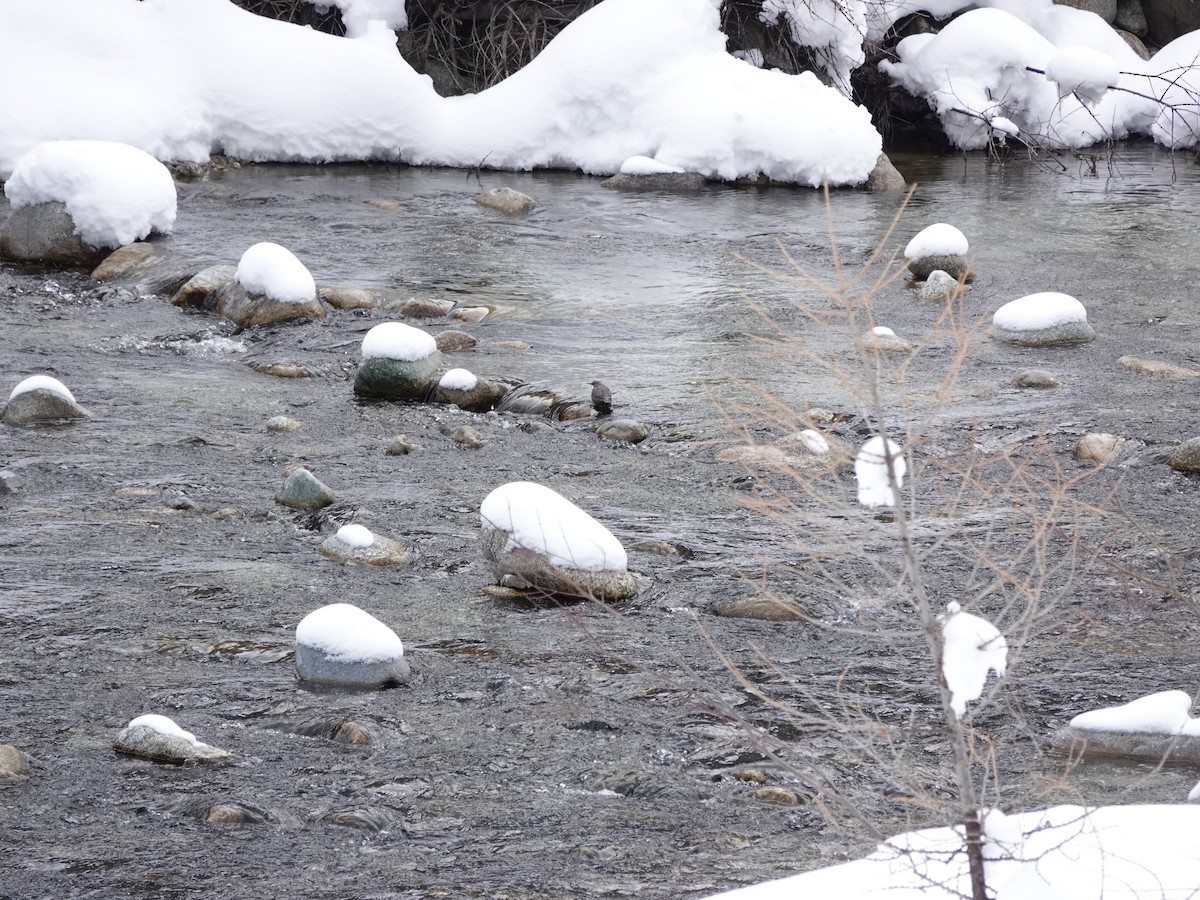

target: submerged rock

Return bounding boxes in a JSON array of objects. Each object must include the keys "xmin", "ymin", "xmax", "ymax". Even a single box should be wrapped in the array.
[
  {"xmin": 453, "ymin": 425, "xmax": 486, "ymax": 449},
  {"xmin": 473, "ymin": 187, "xmax": 535, "ymax": 213},
  {"xmin": 294, "ymin": 603, "xmax": 411, "ymax": 688},
  {"xmin": 2, "ymin": 375, "xmax": 90, "ymax": 425},
  {"xmin": 434, "ymin": 329, "xmax": 478, "ymax": 352},
  {"xmin": 710, "ymin": 595, "xmax": 808, "ymax": 621},
  {"xmin": 399, "ymin": 297, "xmax": 455, "ymax": 318},
  {"xmin": 265, "ymin": 415, "xmax": 301, "ymax": 432},
  {"xmin": 276, "ymin": 467, "xmax": 335, "ymax": 510},
  {"xmin": 601, "ymin": 172, "xmax": 706, "ymax": 192},
  {"xmin": 112, "ymin": 714, "xmax": 232, "ymax": 764},
  {"xmin": 860, "ymin": 326, "xmax": 916, "ymax": 353},
  {"xmin": 386, "ymin": 435, "xmax": 415, "ymax": 455},
  {"xmin": 597, "ymin": 419, "xmax": 649, "ymax": 444}
]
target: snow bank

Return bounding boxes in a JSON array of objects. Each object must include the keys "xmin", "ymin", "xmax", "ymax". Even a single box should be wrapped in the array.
[
  {"xmin": 336, "ymin": 523, "xmax": 375, "ymax": 549},
  {"xmin": 480, "ymin": 481, "xmax": 628, "ymax": 572},
  {"xmin": 941, "ymin": 601, "xmax": 1007, "ymax": 718},
  {"xmin": 9, "ymin": 374, "xmax": 75, "ymax": 402},
  {"xmin": 1045, "ymin": 46, "xmax": 1118, "ymax": 105},
  {"xmin": 295, "ymin": 603, "xmax": 404, "ymax": 663},
  {"xmin": 235, "ymin": 242, "xmax": 316, "ymax": 303},
  {"xmin": 361, "ymin": 322, "xmax": 438, "ymax": 361},
  {"xmin": 905, "ymin": 223, "xmax": 968, "ymax": 259},
  {"xmin": 619, "ymin": 156, "xmax": 685, "ymax": 175},
  {"xmin": 4, "ymin": 140, "xmax": 176, "ymax": 248},
  {"xmin": 0, "ymin": 0, "xmax": 882, "ymax": 186},
  {"xmin": 439, "ymin": 368, "xmax": 479, "ymax": 391},
  {"xmin": 1070, "ymin": 690, "xmax": 1200, "ymax": 736},
  {"xmin": 855, "ymin": 437, "xmax": 905, "ymax": 508},
  {"xmin": 993, "ymin": 292, "xmax": 1087, "ymax": 331}
]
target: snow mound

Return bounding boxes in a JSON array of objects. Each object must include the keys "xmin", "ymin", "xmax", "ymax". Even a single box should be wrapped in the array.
[
  {"xmin": 855, "ymin": 436, "xmax": 905, "ymax": 508},
  {"xmin": 361, "ymin": 322, "xmax": 438, "ymax": 361},
  {"xmin": 480, "ymin": 481, "xmax": 627, "ymax": 572},
  {"xmin": 798, "ymin": 429, "xmax": 828, "ymax": 455},
  {"xmin": 1045, "ymin": 46, "xmax": 1117, "ymax": 105},
  {"xmin": 126, "ymin": 714, "xmax": 198, "ymax": 745},
  {"xmin": 295, "ymin": 603, "xmax": 404, "ymax": 663},
  {"xmin": 905, "ymin": 223, "xmax": 968, "ymax": 259},
  {"xmin": 3, "ymin": 140, "xmax": 176, "ymax": 248},
  {"xmin": 993, "ymin": 292, "xmax": 1087, "ymax": 331},
  {"xmin": 235, "ymin": 242, "xmax": 316, "ymax": 303},
  {"xmin": 439, "ymin": 368, "xmax": 479, "ymax": 391},
  {"xmin": 619, "ymin": 155, "xmax": 685, "ymax": 175},
  {"xmin": 9, "ymin": 374, "xmax": 75, "ymax": 402},
  {"xmin": 336, "ymin": 523, "xmax": 375, "ymax": 549},
  {"xmin": 941, "ymin": 601, "xmax": 1007, "ymax": 718},
  {"xmin": 1070, "ymin": 690, "xmax": 1200, "ymax": 736}
]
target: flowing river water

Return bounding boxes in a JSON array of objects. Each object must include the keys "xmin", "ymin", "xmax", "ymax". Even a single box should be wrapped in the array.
[{"xmin": 3, "ymin": 144, "xmax": 1200, "ymax": 898}]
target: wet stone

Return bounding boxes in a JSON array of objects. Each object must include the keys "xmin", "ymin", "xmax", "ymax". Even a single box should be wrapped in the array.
[
  {"xmin": 203, "ymin": 802, "xmax": 273, "ymax": 825},
  {"xmin": 1049, "ymin": 726, "xmax": 1200, "ymax": 764},
  {"xmin": 353, "ymin": 352, "xmax": 442, "ymax": 402},
  {"xmin": 601, "ymin": 172, "xmax": 706, "ymax": 192},
  {"xmin": 709, "ymin": 595, "xmax": 808, "ymax": 622},
  {"xmin": 0, "ymin": 744, "xmax": 29, "ymax": 778},
  {"xmin": 319, "ymin": 285, "xmax": 378, "ymax": 310},
  {"xmin": 752, "ymin": 785, "xmax": 800, "ymax": 804},
  {"xmin": 317, "ymin": 531, "xmax": 408, "ymax": 566},
  {"xmin": 916, "ymin": 269, "xmax": 959, "ymax": 302},
  {"xmin": 248, "ymin": 360, "xmax": 313, "ymax": 378},
  {"xmin": 1014, "ymin": 369, "xmax": 1064, "ymax": 388},
  {"xmin": 1, "ymin": 200, "xmax": 107, "ymax": 267},
  {"xmin": 861, "ymin": 327, "xmax": 916, "ymax": 353},
  {"xmin": 265, "ymin": 415, "xmax": 301, "ymax": 432},
  {"xmin": 1169, "ymin": 437, "xmax": 1200, "ymax": 472},
  {"xmin": 473, "ymin": 187, "xmax": 535, "ymax": 214},
  {"xmin": 276, "ymin": 467, "xmax": 335, "ymax": 510},
  {"xmin": 450, "ymin": 305, "xmax": 491, "ymax": 323},
  {"xmin": 172, "ymin": 264, "xmax": 236, "ymax": 309},
  {"xmin": 0, "ymin": 470, "xmax": 24, "ymax": 494},
  {"xmin": 386, "ymin": 435, "xmax": 415, "ymax": 455},
  {"xmin": 1074, "ymin": 433, "xmax": 1125, "ymax": 465},
  {"xmin": 597, "ymin": 419, "xmax": 649, "ymax": 444},
  {"xmin": 435, "ymin": 379, "xmax": 508, "ymax": 413},
  {"xmin": 1119, "ymin": 355, "xmax": 1200, "ymax": 378},
  {"xmin": 90, "ymin": 242, "xmax": 157, "ymax": 281},
  {"xmin": 163, "ymin": 494, "xmax": 199, "ymax": 511},
  {"xmin": 993, "ymin": 321, "xmax": 1096, "ymax": 346},
  {"xmin": 1, "ymin": 388, "xmax": 91, "ymax": 425},
  {"xmin": 112, "ymin": 724, "xmax": 232, "ymax": 765},
  {"xmin": 865, "ymin": 152, "xmax": 907, "ymax": 191},
  {"xmin": 434, "ymin": 329, "xmax": 478, "ymax": 352},
  {"xmin": 318, "ymin": 807, "xmax": 394, "ymax": 832},
  {"xmin": 907, "ymin": 253, "xmax": 971, "ymax": 281},
  {"xmin": 399, "ymin": 297, "xmax": 455, "ymax": 318},
  {"xmin": 213, "ymin": 281, "xmax": 326, "ymax": 328}
]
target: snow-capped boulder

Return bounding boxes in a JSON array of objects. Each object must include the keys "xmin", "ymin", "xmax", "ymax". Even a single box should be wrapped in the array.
[
  {"xmin": 904, "ymin": 223, "xmax": 970, "ymax": 281},
  {"xmin": 860, "ymin": 326, "xmax": 915, "ymax": 353},
  {"xmin": 1, "ymin": 141, "xmax": 176, "ymax": 267},
  {"xmin": 433, "ymin": 367, "xmax": 508, "ymax": 412},
  {"xmin": 112, "ymin": 714, "xmax": 232, "ymax": 764},
  {"xmin": 294, "ymin": 603, "xmax": 411, "ymax": 688},
  {"xmin": 480, "ymin": 481, "xmax": 637, "ymax": 601},
  {"xmin": 855, "ymin": 436, "xmax": 905, "ymax": 508},
  {"xmin": 2, "ymin": 375, "xmax": 90, "ymax": 425},
  {"xmin": 992, "ymin": 292, "xmax": 1096, "ymax": 345},
  {"xmin": 353, "ymin": 322, "xmax": 442, "ymax": 401},
  {"xmin": 317, "ymin": 523, "xmax": 408, "ymax": 566},
  {"xmin": 1050, "ymin": 690, "xmax": 1200, "ymax": 763},
  {"xmin": 275, "ymin": 466, "xmax": 335, "ymax": 510},
  {"xmin": 213, "ymin": 242, "xmax": 325, "ymax": 327}
]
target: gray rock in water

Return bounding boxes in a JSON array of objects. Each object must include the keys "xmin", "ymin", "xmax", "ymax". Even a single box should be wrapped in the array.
[
  {"xmin": 317, "ymin": 531, "xmax": 408, "ymax": 566},
  {"xmin": 601, "ymin": 172, "xmax": 706, "ymax": 192},
  {"xmin": 435, "ymin": 330, "xmax": 478, "ymax": 352},
  {"xmin": 917, "ymin": 269, "xmax": 960, "ymax": 302},
  {"xmin": 1, "ymin": 201, "xmax": 107, "ymax": 267},
  {"xmin": 907, "ymin": 253, "xmax": 971, "ymax": 281},
  {"xmin": 0, "ymin": 470, "xmax": 25, "ymax": 493},
  {"xmin": 1014, "ymin": 369, "xmax": 1064, "ymax": 389},
  {"xmin": 451, "ymin": 305, "xmax": 491, "ymax": 323},
  {"xmin": 597, "ymin": 419, "xmax": 650, "ymax": 444},
  {"xmin": 473, "ymin": 187, "xmax": 535, "ymax": 214},
  {"xmin": 265, "ymin": 415, "xmax": 301, "ymax": 433},
  {"xmin": 1074, "ymin": 433, "xmax": 1125, "ymax": 465},
  {"xmin": 435, "ymin": 379, "xmax": 508, "ymax": 413},
  {"xmin": 171, "ymin": 264, "xmax": 236, "ymax": 309},
  {"xmin": 710, "ymin": 596, "xmax": 808, "ymax": 621},
  {"xmin": 865, "ymin": 153, "xmax": 907, "ymax": 191},
  {"xmin": 1170, "ymin": 437, "xmax": 1200, "ymax": 472},
  {"xmin": 2, "ymin": 388, "xmax": 91, "ymax": 425},
  {"xmin": 294, "ymin": 603, "xmax": 411, "ymax": 688},
  {"xmin": 318, "ymin": 285, "xmax": 377, "ymax": 310},
  {"xmin": 353, "ymin": 352, "xmax": 442, "ymax": 402},
  {"xmin": 213, "ymin": 280, "xmax": 326, "ymax": 327},
  {"xmin": 399, "ymin": 297, "xmax": 455, "ymax": 318},
  {"xmin": 993, "ymin": 321, "xmax": 1096, "ymax": 346},
  {"xmin": 1049, "ymin": 725, "xmax": 1200, "ymax": 763},
  {"xmin": 112, "ymin": 723, "xmax": 232, "ymax": 764},
  {"xmin": 0, "ymin": 744, "xmax": 29, "ymax": 778},
  {"xmin": 89, "ymin": 242, "xmax": 197, "ymax": 297},
  {"xmin": 276, "ymin": 467, "xmax": 336, "ymax": 509}
]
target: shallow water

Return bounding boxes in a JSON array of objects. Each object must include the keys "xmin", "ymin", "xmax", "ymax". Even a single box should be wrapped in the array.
[{"xmin": 3, "ymin": 144, "xmax": 1200, "ymax": 898}]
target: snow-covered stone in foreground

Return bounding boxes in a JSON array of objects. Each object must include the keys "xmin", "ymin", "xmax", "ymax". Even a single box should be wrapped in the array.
[
  {"xmin": 295, "ymin": 602, "xmax": 411, "ymax": 687},
  {"xmin": 439, "ymin": 368, "xmax": 478, "ymax": 392},
  {"xmin": 318, "ymin": 524, "xmax": 409, "ymax": 566},
  {"xmin": 1, "ymin": 140, "xmax": 175, "ymax": 266},
  {"xmin": 855, "ymin": 437, "xmax": 905, "ymax": 508},
  {"xmin": 941, "ymin": 601, "xmax": 1007, "ymax": 719},
  {"xmin": 354, "ymin": 322, "xmax": 442, "ymax": 401},
  {"xmin": 113, "ymin": 713, "xmax": 232, "ymax": 763},
  {"xmin": 235, "ymin": 242, "xmax": 316, "ymax": 303},
  {"xmin": 904, "ymin": 223, "xmax": 970, "ymax": 280},
  {"xmin": 1051, "ymin": 690, "xmax": 1200, "ymax": 763},
  {"xmin": 992, "ymin": 292, "xmax": 1096, "ymax": 346},
  {"xmin": 1045, "ymin": 46, "xmax": 1117, "ymax": 105},
  {"xmin": 1070, "ymin": 690, "xmax": 1200, "ymax": 736},
  {"xmin": 480, "ymin": 481, "xmax": 637, "ymax": 600},
  {"xmin": 2, "ymin": 374, "xmax": 90, "ymax": 425}
]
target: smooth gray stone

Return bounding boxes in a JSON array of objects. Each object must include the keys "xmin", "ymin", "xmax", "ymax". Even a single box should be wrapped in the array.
[
  {"xmin": 601, "ymin": 172, "xmax": 705, "ymax": 192},
  {"xmin": 993, "ymin": 321, "xmax": 1096, "ymax": 346},
  {"xmin": 1049, "ymin": 725, "xmax": 1200, "ymax": 763},
  {"xmin": 294, "ymin": 643, "xmax": 411, "ymax": 687},
  {"xmin": 1, "ymin": 201, "xmax": 105, "ymax": 267},
  {"xmin": 112, "ymin": 725, "xmax": 231, "ymax": 764},
  {"xmin": 1, "ymin": 389, "xmax": 91, "ymax": 425},
  {"xmin": 480, "ymin": 527, "xmax": 638, "ymax": 601},
  {"xmin": 275, "ymin": 468, "xmax": 335, "ymax": 510},
  {"xmin": 353, "ymin": 352, "xmax": 442, "ymax": 401}
]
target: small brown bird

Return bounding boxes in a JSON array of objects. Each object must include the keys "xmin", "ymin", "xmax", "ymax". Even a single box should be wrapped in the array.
[{"xmin": 590, "ymin": 380, "xmax": 613, "ymax": 416}]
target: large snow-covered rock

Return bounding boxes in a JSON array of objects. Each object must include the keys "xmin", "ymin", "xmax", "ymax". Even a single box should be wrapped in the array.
[
  {"xmin": 113, "ymin": 714, "xmax": 231, "ymax": 764},
  {"xmin": 1, "ymin": 140, "xmax": 176, "ymax": 266},
  {"xmin": 1050, "ymin": 690, "xmax": 1200, "ymax": 763},
  {"xmin": 904, "ymin": 223, "xmax": 970, "ymax": 280},
  {"xmin": 295, "ymin": 602, "xmax": 411, "ymax": 687},
  {"xmin": 211, "ymin": 242, "xmax": 325, "ymax": 327},
  {"xmin": 2, "ymin": 374, "xmax": 90, "ymax": 425},
  {"xmin": 354, "ymin": 322, "xmax": 442, "ymax": 401},
  {"xmin": 992, "ymin": 292, "xmax": 1096, "ymax": 345},
  {"xmin": 480, "ymin": 481, "xmax": 637, "ymax": 600}
]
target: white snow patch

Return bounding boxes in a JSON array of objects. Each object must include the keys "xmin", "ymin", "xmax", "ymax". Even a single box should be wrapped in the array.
[
  {"xmin": 798, "ymin": 429, "xmax": 829, "ymax": 455},
  {"xmin": 9, "ymin": 374, "xmax": 75, "ymax": 402},
  {"xmin": 439, "ymin": 367, "xmax": 479, "ymax": 391},
  {"xmin": 993, "ymin": 292, "xmax": 1087, "ymax": 331},
  {"xmin": 235, "ymin": 242, "xmax": 316, "ymax": 303},
  {"xmin": 295, "ymin": 602, "xmax": 404, "ymax": 663},
  {"xmin": 1070, "ymin": 690, "xmax": 1200, "ymax": 736},
  {"xmin": 1189, "ymin": 780, "xmax": 1200, "ymax": 802},
  {"xmin": 871, "ymin": 326, "xmax": 896, "ymax": 337},
  {"xmin": 619, "ymin": 155, "xmax": 686, "ymax": 175},
  {"xmin": 989, "ymin": 116, "xmax": 1020, "ymax": 137},
  {"xmin": 480, "ymin": 481, "xmax": 628, "ymax": 572},
  {"xmin": 323, "ymin": 0, "xmax": 409, "ymax": 39},
  {"xmin": 855, "ymin": 436, "xmax": 905, "ymax": 508},
  {"xmin": 1044, "ymin": 46, "xmax": 1117, "ymax": 106},
  {"xmin": 361, "ymin": 322, "xmax": 438, "ymax": 361},
  {"xmin": 905, "ymin": 223, "xmax": 968, "ymax": 259},
  {"xmin": 126, "ymin": 714, "xmax": 198, "ymax": 745},
  {"xmin": 941, "ymin": 600, "xmax": 1007, "ymax": 719},
  {"xmin": 336, "ymin": 523, "xmax": 375, "ymax": 549},
  {"xmin": 4, "ymin": 140, "xmax": 176, "ymax": 248}
]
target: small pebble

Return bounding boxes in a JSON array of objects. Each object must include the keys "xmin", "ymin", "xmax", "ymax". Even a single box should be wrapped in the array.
[
  {"xmin": 1014, "ymin": 370, "xmax": 1063, "ymax": 389},
  {"xmin": 386, "ymin": 436, "xmax": 415, "ymax": 455},
  {"xmin": 266, "ymin": 415, "xmax": 301, "ymax": 432},
  {"xmin": 453, "ymin": 425, "xmax": 485, "ymax": 449}
]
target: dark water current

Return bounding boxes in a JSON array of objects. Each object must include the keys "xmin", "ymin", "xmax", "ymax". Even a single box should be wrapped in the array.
[{"xmin": 3, "ymin": 144, "xmax": 1200, "ymax": 898}]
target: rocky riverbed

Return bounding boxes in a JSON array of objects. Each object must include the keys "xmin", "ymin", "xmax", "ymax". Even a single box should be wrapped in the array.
[{"xmin": 3, "ymin": 151, "xmax": 1200, "ymax": 898}]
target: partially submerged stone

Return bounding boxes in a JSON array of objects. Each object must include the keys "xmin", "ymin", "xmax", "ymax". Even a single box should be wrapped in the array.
[
  {"xmin": 113, "ymin": 714, "xmax": 232, "ymax": 764},
  {"xmin": 276, "ymin": 467, "xmax": 335, "ymax": 510},
  {"xmin": 434, "ymin": 368, "xmax": 507, "ymax": 412},
  {"xmin": 916, "ymin": 269, "xmax": 960, "ymax": 302},
  {"xmin": 2, "ymin": 375, "xmax": 90, "ymax": 425},
  {"xmin": 1119, "ymin": 355, "xmax": 1200, "ymax": 378},
  {"xmin": 1, "ymin": 201, "xmax": 106, "ymax": 267},
  {"xmin": 434, "ymin": 329, "xmax": 478, "ymax": 352},
  {"xmin": 172, "ymin": 264, "xmax": 237, "ymax": 309},
  {"xmin": 905, "ymin": 224, "xmax": 971, "ymax": 281},
  {"xmin": 860, "ymin": 326, "xmax": 916, "ymax": 353},
  {"xmin": 597, "ymin": 419, "xmax": 649, "ymax": 444},
  {"xmin": 295, "ymin": 603, "xmax": 411, "ymax": 688},
  {"xmin": 1074, "ymin": 432, "xmax": 1125, "ymax": 465},
  {"xmin": 353, "ymin": 322, "xmax": 442, "ymax": 402},
  {"xmin": 0, "ymin": 744, "xmax": 29, "ymax": 779},
  {"xmin": 213, "ymin": 280, "xmax": 326, "ymax": 327},
  {"xmin": 318, "ymin": 524, "xmax": 408, "ymax": 566},
  {"xmin": 398, "ymin": 297, "xmax": 455, "ymax": 318},
  {"xmin": 473, "ymin": 187, "xmax": 535, "ymax": 214},
  {"xmin": 1169, "ymin": 437, "xmax": 1200, "ymax": 472},
  {"xmin": 1050, "ymin": 690, "xmax": 1200, "ymax": 763},
  {"xmin": 864, "ymin": 152, "xmax": 907, "ymax": 191},
  {"xmin": 710, "ymin": 595, "xmax": 808, "ymax": 621},
  {"xmin": 601, "ymin": 172, "xmax": 706, "ymax": 192},
  {"xmin": 319, "ymin": 285, "xmax": 378, "ymax": 310},
  {"xmin": 265, "ymin": 415, "xmax": 301, "ymax": 432}
]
